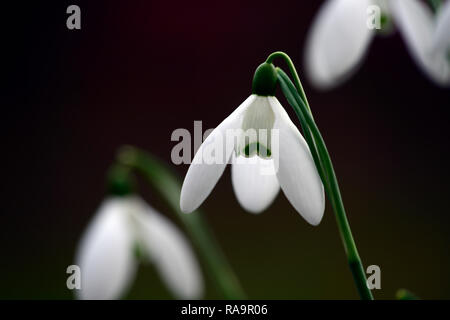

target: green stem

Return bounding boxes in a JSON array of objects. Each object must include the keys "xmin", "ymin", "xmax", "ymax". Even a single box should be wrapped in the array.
[
  {"xmin": 276, "ymin": 74, "xmax": 327, "ymax": 185},
  {"xmin": 116, "ymin": 146, "xmax": 246, "ymax": 300},
  {"xmin": 270, "ymin": 53, "xmax": 373, "ymax": 300},
  {"xmin": 266, "ymin": 52, "xmax": 327, "ymax": 184},
  {"xmin": 267, "ymin": 52, "xmax": 311, "ymax": 115}
]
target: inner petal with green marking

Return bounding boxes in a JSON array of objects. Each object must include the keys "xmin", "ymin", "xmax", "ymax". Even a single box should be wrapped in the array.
[{"xmin": 238, "ymin": 96, "xmax": 275, "ymax": 159}]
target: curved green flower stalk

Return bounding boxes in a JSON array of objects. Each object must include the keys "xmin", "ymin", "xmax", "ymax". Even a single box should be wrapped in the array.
[
  {"xmin": 115, "ymin": 146, "xmax": 246, "ymax": 300},
  {"xmin": 266, "ymin": 52, "xmax": 373, "ymax": 300}
]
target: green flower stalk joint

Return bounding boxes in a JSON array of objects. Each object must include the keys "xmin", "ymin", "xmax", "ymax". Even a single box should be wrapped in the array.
[
  {"xmin": 181, "ymin": 51, "xmax": 373, "ymax": 300},
  {"xmin": 106, "ymin": 164, "xmax": 135, "ymax": 197},
  {"xmin": 252, "ymin": 62, "xmax": 278, "ymax": 96}
]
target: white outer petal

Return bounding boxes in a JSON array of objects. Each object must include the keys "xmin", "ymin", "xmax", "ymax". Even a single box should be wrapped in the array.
[
  {"xmin": 433, "ymin": 0, "xmax": 450, "ymax": 54},
  {"xmin": 132, "ymin": 202, "xmax": 204, "ymax": 299},
  {"xmin": 392, "ymin": 0, "xmax": 450, "ymax": 86},
  {"xmin": 305, "ymin": 0, "xmax": 374, "ymax": 89},
  {"xmin": 180, "ymin": 95, "xmax": 254, "ymax": 213},
  {"xmin": 231, "ymin": 154, "xmax": 280, "ymax": 214},
  {"xmin": 268, "ymin": 97, "xmax": 325, "ymax": 226},
  {"xmin": 75, "ymin": 197, "xmax": 138, "ymax": 300}
]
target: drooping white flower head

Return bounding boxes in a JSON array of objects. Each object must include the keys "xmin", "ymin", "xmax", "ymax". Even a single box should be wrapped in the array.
[
  {"xmin": 305, "ymin": 0, "xmax": 376, "ymax": 89},
  {"xmin": 180, "ymin": 63, "xmax": 325, "ymax": 225},
  {"xmin": 76, "ymin": 196, "xmax": 203, "ymax": 300},
  {"xmin": 305, "ymin": 0, "xmax": 450, "ymax": 88},
  {"xmin": 391, "ymin": 0, "xmax": 450, "ymax": 87}
]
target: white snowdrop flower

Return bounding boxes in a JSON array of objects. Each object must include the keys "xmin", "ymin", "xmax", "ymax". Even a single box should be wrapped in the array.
[
  {"xmin": 76, "ymin": 196, "xmax": 204, "ymax": 300},
  {"xmin": 180, "ymin": 63, "xmax": 325, "ymax": 226},
  {"xmin": 305, "ymin": 0, "xmax": 379, "ymax": 89},
  {"xmin": 305, "ymin": 0, "xmax": 450, "ymax": 88},
  {"xmin": 391, "ymin": 0, "xmax": 450, "ymax": 87}
]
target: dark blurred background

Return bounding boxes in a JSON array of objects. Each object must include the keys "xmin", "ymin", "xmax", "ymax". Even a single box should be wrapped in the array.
[{"xmin": 2, "ymin": 0, "xmax": 450, "ymax": 299}]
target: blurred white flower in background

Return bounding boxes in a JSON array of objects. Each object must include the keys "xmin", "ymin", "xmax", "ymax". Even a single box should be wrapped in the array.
[
  {"xmin": 75, "ymin": 196, "xmax": 204, "ymax": 300},
  {"xmin": 392, "ymin": 0, "xmax": 450, "ymax": 86},
  {"xmin": 305, "ymin": 0, "xmax": 450, "ymax": 89},
  {"xmin": 305, "ymin": 0, "xmax": 376, "ymax": 89}
]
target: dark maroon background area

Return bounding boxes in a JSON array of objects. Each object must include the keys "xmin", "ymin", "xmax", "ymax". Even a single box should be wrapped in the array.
[{"xmin": 2, "ymin": 1, "xmax": 450, "ymax": 299}]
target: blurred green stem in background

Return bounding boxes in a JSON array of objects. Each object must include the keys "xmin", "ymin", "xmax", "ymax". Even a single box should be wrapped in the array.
[
  {"xmin": 429, "ymin": 0, "xmax": 441, "ymax": 13},
  {"xmin": 396, "ymin": 289, "xmax": 420, "ymax": 300},
  {"xmin": 116, "ymin": 146, "xmax": 246, "ymax": 299},
  {"xmin": 266, "ymin": 51, "xmax": 373, "ymax": 300}
]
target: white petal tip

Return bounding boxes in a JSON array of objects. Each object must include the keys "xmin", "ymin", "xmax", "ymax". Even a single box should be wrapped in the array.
[
  {"xmin": 241, "ymin": 205, "xmax": 265, "ymax": 215},
  {"xmin": 179, "ymin": 202, "xmax": 189, "ymax": 214},
  {"xmin": 298, "ymin": 198, "xmax": 325, "ymax": 226},
  {"xmin": 305, "ymin": 212, "xmax": 324, "ymax": 226},
  {"xmin": 180, "ymin": 196, "xmax": 197, "ymax": 214}
]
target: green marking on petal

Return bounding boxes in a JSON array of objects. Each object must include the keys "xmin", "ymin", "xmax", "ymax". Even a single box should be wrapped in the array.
[
  {"xmin": 243, "ymin": 142, "xmax": 271, "ymax": 159},
  {"xmin": 239, "ymin": 96, "xmax": 275, "ymax": 158}
]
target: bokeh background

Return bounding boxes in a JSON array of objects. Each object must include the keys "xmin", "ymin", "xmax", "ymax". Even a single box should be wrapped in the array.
[{"xmin": 3, "ymin": 0, "xmax": 450, "ymax": 299}]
